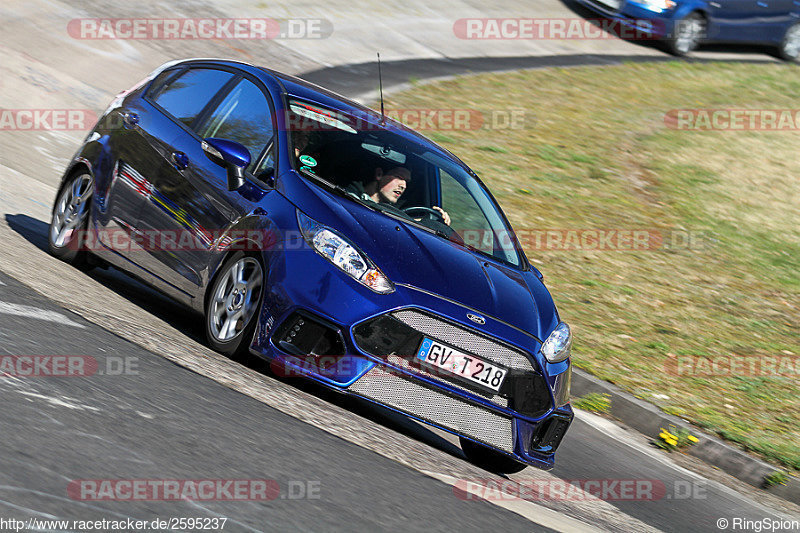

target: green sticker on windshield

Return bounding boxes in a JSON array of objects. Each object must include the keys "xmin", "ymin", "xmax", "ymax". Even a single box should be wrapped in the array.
[{"xmin": 299, "ymin": 155, "xmax": 317, "ymax": 167}]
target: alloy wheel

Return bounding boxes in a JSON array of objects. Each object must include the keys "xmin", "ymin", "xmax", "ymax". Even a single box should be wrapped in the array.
[
  {"xmin": 50, "ymin": 173, "xmax": 92, "ymax": 248},
  {"xmin": 209, "ymin": 257, "xmax": 263, "ymax": 342}
]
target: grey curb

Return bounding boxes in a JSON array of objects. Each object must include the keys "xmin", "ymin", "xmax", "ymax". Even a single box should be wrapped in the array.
[{"xmin": 571, "ymin": 368, "xmax": 800, "ymax": 504}]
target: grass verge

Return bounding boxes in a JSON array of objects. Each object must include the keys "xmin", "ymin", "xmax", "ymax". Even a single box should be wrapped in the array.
[{"xmin": 388, "ymin": 61, "xmax": 800, "ymax": 470}]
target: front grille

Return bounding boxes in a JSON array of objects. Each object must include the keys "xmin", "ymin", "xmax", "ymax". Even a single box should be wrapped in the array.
[
  {"xmin": 349, "ymin": 367, "xmax": 515, "ymax": 453},
  {"xmin": 352, "ymin": 308, "xmax": 553, "ymax": 418},
  {"xmin": 391, "ymin": 309, "xmax": 535, "ymax": 371}
]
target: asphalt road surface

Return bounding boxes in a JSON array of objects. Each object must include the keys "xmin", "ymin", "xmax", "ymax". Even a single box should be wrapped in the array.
[{"xmin": 0, "ymin": 270, "xmax": 558, "ymax": 532}]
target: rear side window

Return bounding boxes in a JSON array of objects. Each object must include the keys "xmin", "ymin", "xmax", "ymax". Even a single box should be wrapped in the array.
[
  {"xmin": 198, "ymin": 78, "xmax": 274, "ymax": 166},
  {"xmin": 151, "ymin": 68, "xmax": 233, "ymax": 127}
]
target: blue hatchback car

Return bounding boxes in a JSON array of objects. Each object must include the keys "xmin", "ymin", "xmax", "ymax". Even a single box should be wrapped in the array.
[
  {"xmin": 48, "ymin": 59, "xmax": 573, "ymax": 473},
  {"xmin": 575, "ymin": 0, "xmax": 800, "ymax": 58}
]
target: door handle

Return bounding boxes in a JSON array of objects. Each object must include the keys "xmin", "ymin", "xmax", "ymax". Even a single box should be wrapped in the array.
[
  {"xmin": 171, "ymin": 151, "xmax": 189, "ymax": 171},
  {"xmin": 122, "ymin": 111, "xmax": 139, "ymax": 128}
]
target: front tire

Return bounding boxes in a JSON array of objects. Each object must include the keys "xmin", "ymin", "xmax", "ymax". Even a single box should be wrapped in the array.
[
  {"xmin": 48, "ymin": 172, "xmax": 94, "ymax": 268},
  {"xmin": 205, "ymin": 252, "xmax": 264, "ymax": 358},
  {"xmin": 777, "ymin": 22, "xmax": 800, "ymax": 62},
  {"xmin": 460, "ymin": 437, "xmax": 528, "ymax": 474},
  {"xmin": 665, "ymin": 12, "xmax": 706, "ymax": 57}
]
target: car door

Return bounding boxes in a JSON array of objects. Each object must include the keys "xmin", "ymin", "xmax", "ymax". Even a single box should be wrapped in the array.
[
  {"xmin": 123, "ymin": 67, "xmax": 236, "ymax": 292},
  {"xmin": 706, "ymin": 0, "xmax": 761, "ymax": 41},
  {"xmin": 93, "ymin": 69, "xmax": 195, "ymax": 258},
  {"xmin": 133, "ymin": 72, "xmax": 277, "ymax": 295},
  {"xmin": 754, "ymin": 0, "xmax": 797, "ymax": 42}
]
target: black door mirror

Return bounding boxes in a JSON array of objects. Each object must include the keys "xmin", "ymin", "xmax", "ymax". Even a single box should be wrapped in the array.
[{"xmin": 202, "ymin": 138, "xmax": 251, "ymax": 191}]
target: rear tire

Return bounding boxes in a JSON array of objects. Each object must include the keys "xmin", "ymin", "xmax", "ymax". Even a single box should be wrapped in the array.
[
  {"xmin": 665, "ymin": 12, "xmax": 706, "ymax": 56},
  {"xmin": 460, "ymin": 437, "xmax": 528, "ymax": 474},
  {"xmin": 777, "ymin": 22, "xmax": 800, "ymax": 62},
  {"xmin": 205, "ymin": 252, "xmax": 264, "ymax": 359},
  {"xmin": 48, "ymin": 172, "xmax": 94, "ymax": 269}
]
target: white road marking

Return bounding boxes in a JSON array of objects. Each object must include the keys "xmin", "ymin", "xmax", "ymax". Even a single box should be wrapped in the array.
[
  {"xmin": 0, "ymin": 301, "xmax": 85, "ymax": 328},
  {"xmin": 0, "ymin": 280, "xmax": 5, "ymax": 285},
  {"xmin": 422, "ymin": 471, "xmax": 603, "ymax": 533},
  {"xmin": 16, "ymin": 391, "xmax": 100, "ymax": 412},
  {"xmin": 0, "ymin": 497, "xmax": 62, "ymax": 519}
]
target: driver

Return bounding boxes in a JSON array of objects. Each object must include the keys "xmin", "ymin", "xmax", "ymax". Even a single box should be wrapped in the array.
[{"xmin": 346, "ymin": 166, "xmax": 451, "ymax": 226}]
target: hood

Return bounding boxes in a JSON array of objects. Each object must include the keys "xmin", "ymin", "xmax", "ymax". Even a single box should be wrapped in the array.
[{"xmin": 290, "ymin": 177, "xmax": 559, "ymax": 341}]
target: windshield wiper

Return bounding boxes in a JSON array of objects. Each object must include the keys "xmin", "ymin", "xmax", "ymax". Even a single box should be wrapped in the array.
[{"xmin": 298, "ymin": 168, "xmax": 378, "ymax": 211}]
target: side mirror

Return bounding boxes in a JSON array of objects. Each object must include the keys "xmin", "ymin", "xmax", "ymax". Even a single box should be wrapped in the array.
[{"xmin": 202, "ymin": 138, "xmax": 251, "ymax": 191}]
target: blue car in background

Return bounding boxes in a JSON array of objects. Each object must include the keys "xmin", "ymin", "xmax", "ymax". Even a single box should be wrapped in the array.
[
  {"xmin": 575, "ymin": 0, "xmax": 800, "ymax": 58},
  {"xmin": 48, "ymin": 59, "xmax": 574, "ymax": 473}
]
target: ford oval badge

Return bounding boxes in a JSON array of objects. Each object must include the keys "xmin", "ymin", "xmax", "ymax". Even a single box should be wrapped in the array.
[{"xmin": 467, "ymin": 313, "xmax": 485, "ymax": 325}]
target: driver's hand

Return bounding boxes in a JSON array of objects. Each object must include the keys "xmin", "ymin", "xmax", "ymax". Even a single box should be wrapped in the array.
[{"xmin": 432, "ymin": 206, "xmax": 451, "ymax": 226}]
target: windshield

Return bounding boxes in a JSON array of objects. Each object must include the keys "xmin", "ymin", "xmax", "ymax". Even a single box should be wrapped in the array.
[{"xmin": 286, "ymin": 99, "xmax": 522, "ymax": 267}]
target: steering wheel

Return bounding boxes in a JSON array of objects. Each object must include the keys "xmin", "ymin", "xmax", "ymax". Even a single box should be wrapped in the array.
[{"xmin": 403, "ymin": 206, "xmax": 445, "ymax": 223}]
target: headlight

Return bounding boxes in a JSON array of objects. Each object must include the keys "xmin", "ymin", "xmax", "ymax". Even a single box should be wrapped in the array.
[
  {"xmin": 541, "ymin": 322, "xmax": 572, "ymax": 363},
  {"xmin": 637, "ymin": 0, "xmax": 675, "ymax": 11},
  {"xmin": 297, "ymin": 210, "xmax": 394, "ymax": 294}
]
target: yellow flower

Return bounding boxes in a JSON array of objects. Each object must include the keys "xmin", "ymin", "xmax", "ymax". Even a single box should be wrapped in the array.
[
  {"xmin": 687, "ymin": 435, "xmax": 699, "ymax": 443},
  {"xmin": 666, "ymin": 438, "xmax": 678, "ymax": 446}
]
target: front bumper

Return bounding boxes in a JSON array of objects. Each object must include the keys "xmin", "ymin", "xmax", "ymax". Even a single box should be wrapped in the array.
[
  {"xmin": 347, "ymin": 362, "xmax": 573, "ymax": 469},
  {"xmin": 251, "ymin": 299, "xmax": 573, "ymax": 469}
]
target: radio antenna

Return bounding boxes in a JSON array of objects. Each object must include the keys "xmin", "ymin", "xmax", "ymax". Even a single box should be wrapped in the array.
[{"xmin": 377, "ymin": 52, "xmax": 386, "ymax": 125}]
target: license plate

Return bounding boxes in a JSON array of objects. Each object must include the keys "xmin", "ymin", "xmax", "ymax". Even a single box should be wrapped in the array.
[{"xmin": 416, "ymin": 337, "xmax": 507, "ymax": 392}]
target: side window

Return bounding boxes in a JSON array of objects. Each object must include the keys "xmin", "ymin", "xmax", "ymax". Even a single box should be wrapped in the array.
[
  {"xmin": 198, "ymin": 78, "xmax": 275, "ymax": 170},
  {"xmin": 254, "ymin": 147, "xmax": 275, "ymax": 178},
  {"xmin": 151, "ymin": 68, "xmax": 233, "ymax": 127},
  {"xmin": 440, "ymin": 170, "xmax": 493, "ymax": 253}
]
